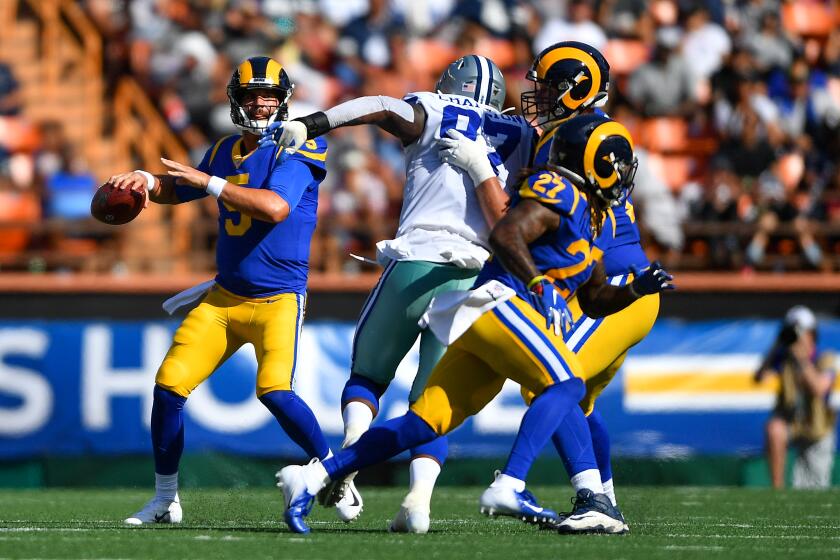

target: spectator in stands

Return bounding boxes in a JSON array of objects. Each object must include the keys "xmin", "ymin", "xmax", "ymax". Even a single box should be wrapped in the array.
[
  {"xmin": 755, "ymin": 305, "xmax": 836, "ymax": 489},
  {"xmin": 743, "ymin": 11, "xmax": 794, "ymax": 73},
  {"xmin": 595, "ymin": 0, "xmax": 652, "ymax": 40},
  {"xmin": 627, "ymin": 26, "xmax": 696, "ymax": 116},
  {"xmin": 681, "ymin": 3, "xmax": 731, "ymax": 81},
  {"xmin": 534, "ymin": 0, "xmax": 607, "ymax": 54},
  {"xmin": 0, "ymin": 61, "xmax": 21, "ymax": 116},
  {"xmin": 746, "ymin": 151, "xmax": 824, "ymax": 269}
]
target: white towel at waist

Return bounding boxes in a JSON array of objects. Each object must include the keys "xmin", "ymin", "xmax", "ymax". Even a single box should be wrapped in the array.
[
  {"xmin": 162, "ymin": 279, "xmax": 216, "ymax": 315},
  {"xmin": 418, "ymin": 280, "xmax": 516, "ymax": 345}
]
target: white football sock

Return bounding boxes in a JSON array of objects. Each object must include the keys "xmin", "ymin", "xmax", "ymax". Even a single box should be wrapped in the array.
[
  {"xmin": 155, "ymin": 472, "xmax": 178, "ymax": 501},
  {"xmin": 602, "ymin": 478, "xmax": 617, "ymax": 506},
  {"xmin": 570, "ymin": 469, "xmax": 604, "ymax": 495},
  {"xmin": 490, "ymin": 472, "xmax": 526, "ymax": 492},
  {"xmin": 342, "ymin": 401, "xmax": 374, "ymax": 448},
  {"xmin": 302, "ymin": 461, "xmax": 330, "ymax": 495},
  {"xmin": 405, "ymin": 457, "xmax": 441, "ymax": 508}
]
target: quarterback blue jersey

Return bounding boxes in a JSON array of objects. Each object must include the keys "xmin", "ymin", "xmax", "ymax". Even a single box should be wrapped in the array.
[
  {"xmin": 177, "ymin": 135, "xmax": 328, "ymax": 297},
  {"xmin": 533, "ymin": 126, "xmax": 648, "ymax": 277},
  {"xmin": 476, "ymin": 170, "xmax": 616, "ymax": 301}
]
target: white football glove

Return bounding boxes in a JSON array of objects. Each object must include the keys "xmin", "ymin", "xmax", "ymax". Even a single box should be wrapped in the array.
[
  {"xmin": 258, "ymin": 120, "xmax": 308, "ymax": 155},
  {"xmin": 437, "ymin": 129, "xmax": 496, "ymax": 186}
]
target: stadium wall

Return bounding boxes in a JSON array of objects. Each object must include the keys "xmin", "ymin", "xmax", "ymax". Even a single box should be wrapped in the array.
[{"xmin": 0, "ymin": 274, "xmax": 838, "ymax": 487}]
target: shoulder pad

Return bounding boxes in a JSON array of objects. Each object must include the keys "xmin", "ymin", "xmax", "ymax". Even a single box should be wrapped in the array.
[
  {"xmin": 286, "ymin": 137, "xmax": 328, "ymax": 170},
  {"xmin": 518, "ymin": 171, "xmax": 580, "ymax": 215}
]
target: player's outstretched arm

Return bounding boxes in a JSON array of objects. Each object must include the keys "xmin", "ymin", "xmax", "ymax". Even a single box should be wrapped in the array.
[
  {"xmin": 263, "ymin": 96, "xmax": 428, "ymax": 151},
  {"xmin": 108, "ymin": 170, "xmax": 182, "ymax": 205},
  {"xmin": 161, "ymin": 158, "xmax": 290, "ymax": 223},
  {"xmin": 577, "ymin": 261, "xmax": 675, "ymax": 318}
]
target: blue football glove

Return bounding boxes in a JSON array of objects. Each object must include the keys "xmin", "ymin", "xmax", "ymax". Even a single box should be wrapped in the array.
[
  {"xmin": 258, "ymin": 121, "xmax": 284, "ymax": 149},
  {"xmin": 527, "ymin": 276, "xmax": 573, "ymax": 337},
  {"xmin": 630, "ymin": 261, "xmax": 675, "ymax": 296}
]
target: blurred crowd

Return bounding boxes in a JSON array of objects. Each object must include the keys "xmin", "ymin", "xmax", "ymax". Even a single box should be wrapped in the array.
[{"xmin": 2, "ymin": 0, "xmax": 840, "ymax": 273}]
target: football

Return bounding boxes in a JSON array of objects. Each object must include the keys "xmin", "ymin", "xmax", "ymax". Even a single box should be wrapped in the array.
[{"xmin": 90, "ymin": 182, "xmax": 146, "ymax": 225}]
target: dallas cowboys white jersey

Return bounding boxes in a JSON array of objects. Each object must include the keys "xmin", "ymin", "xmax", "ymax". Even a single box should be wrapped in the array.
[{"xmin": 377, "ymin": 91, "xmax": 535, "ymax": 269}]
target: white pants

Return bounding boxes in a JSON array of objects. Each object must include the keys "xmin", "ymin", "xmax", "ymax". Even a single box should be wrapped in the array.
[{"xmin": 792, "ymin": 430, "xmax": 835, "ymax": 489}]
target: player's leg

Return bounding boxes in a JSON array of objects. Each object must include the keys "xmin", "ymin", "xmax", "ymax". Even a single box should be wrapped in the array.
[
  {"xmin": 553, "ymin": 292, "xmax": 659, "ymax": 516},
  {"xmin": 248, "ymin": 293, "xmax": 330, "ymax": 461},
  {"xmin": 392, "ymin": 329, "xmax": 452, "ymax": 533},
  {"xmin": 473, "ymin": 297, "xmax": 626, "ymax": 533},
  {"xmin": 766, "ymin": 414, "xmax": 789, "ymax": 488},
  {"xmin": 278, "ymin": 344, "xmax": 503, "ymax": 533},
  {"xmin": 126, "ymin": 290, "xmax": 243, "ymax": 525}
]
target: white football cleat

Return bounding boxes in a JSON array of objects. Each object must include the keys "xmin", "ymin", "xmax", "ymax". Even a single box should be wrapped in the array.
[
  {"xmin": 389, "ymin": 494, "xmax": 430, "ymax": 534},
  {"xmin": 124, "ymin": 494, "xmax": 182, "ymax": 526},
  {"xmin": 479, "ymin": 484, "xmax": 558, "ymax": 526},
  {"xmin": 275, "ymin": 465, "xmax": 316, "ymax": 534},
  {"xmin": 334, "ymin": 479, "xmax": 363, "ymax": 522}
]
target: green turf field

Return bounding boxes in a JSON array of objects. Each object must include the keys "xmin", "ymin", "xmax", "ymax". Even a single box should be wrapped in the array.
[{"xmin": 0, "ymin": 486, "xmax": 837, "ymax": 559}]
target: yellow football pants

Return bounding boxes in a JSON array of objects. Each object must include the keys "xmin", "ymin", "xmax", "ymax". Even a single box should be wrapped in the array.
[
  {"xmin": 155, "ymin": 285, "xmax": 305, "ymax": 398},
  {"xmin": 411, "ymin": 296, "xmax": 583, "ymax": 435},
  {"xmin": 566, "ymin": 291, "xmax": 659, "ymax": 415}
]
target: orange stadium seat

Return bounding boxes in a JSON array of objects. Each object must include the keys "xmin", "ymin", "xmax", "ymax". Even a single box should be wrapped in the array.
[
  {"xmin": 646, "ymin": 153, "xmax": 693, "ymax": 192},
  {"xmin": 0, "ymin": 192, "xmax": 40, "ymax": 254},
  {"xmin": 639, "ymin": 117, "xmax": 689, "ymax": 153},
  {"xmin": 603, "ymin": 40, "xmax": 649, "ymax": 76},
  {"xmin": 407, "ymin": 39, "xmax": 457, "ymax": 77},
  {"xmin": 781, "ymin": 2, "xmax": 836, "ymax": 37},
  {"xmin": 471, "ymin": 38, "xmax": 516, "ymax": 70}
]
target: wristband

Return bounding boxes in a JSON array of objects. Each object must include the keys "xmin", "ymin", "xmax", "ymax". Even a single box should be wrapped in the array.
[
  {"xmin": 134, "ymin": 170, "xmax": 155, "ymax": 192},
  {"xmin": 470, "ymin": 161, "xmax": 496, "ymax": 186},
  {"xmin": 206, "ymin": 175, "xmax": 227, "ymax": 198},
  {"xmin": 527, "ymin": 275, "xmax": 548, "ymax": 290}
]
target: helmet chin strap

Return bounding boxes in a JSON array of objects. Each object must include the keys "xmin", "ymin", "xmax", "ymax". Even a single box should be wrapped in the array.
[{"xmin": 234, "ymin": 107, "xmax": 282, "ymax": 134}]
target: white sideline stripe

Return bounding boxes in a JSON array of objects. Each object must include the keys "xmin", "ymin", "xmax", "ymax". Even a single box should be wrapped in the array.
[
  {"xmin": 623, "ymin": 354, "xmax": 763, "ymax": 375},
  {"xmin": 625, "ymin": 393, "xmax": 776, "ymax": 412},
  {"xmin": 496, "ymin": 303, "xmax": 570, "ymax": 380}
]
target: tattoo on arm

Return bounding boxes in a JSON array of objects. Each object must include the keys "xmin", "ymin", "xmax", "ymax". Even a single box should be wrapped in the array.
[{"xmin": 489, "ymin": 199, "xmax": 560, "ymax": 285}]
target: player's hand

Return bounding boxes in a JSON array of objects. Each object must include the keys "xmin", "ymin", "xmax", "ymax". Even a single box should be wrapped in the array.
[
  {"xmin": 527, "ymin": 276, "xmax": 573, "ymax": 337},
  {"xmin": 258, "ymin": 120, "xmax": 307, "ymax": 154},
  {"xmin": 437, "ymin": 129, "xmax": 496, "ymax": 185},
  {"xmin": 161, "ymin": 158, "xmax": 210, "ymax": 190},
  {"xmin": 107, "ymin": 171, "xmax": 150, "ymax": 208},
  {"xmin": 630, "ymin": 261, "xmax": 675, "ymax": 297}
]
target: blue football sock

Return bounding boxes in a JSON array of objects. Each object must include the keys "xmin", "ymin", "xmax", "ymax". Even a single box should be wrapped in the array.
[
  {"xmin": 551, "ymin": 405, "xmax": 598, "ymax": 477},
  {"xmin": 323, "ymin": 411, "xmax": 437, "ymax": 479},
  {"xmin": 341, "ymin": 374, "xmax": 388, "ymax": 414},
  {"xmin": 587, "ymin": 409, "xmax": 613, "ymax": 482},
  {"xmin": 502, "ymin": 378, "xmax": 585, "ymax": 481},
  {"xmin": 151, "ymin": 385, "xmax": 186, "ymax": 476},
  {"xmin": 410, "ymin": 435, "xmax": 448, "ymax": 466},
  {"xmin": 259, "ymin": 390, "xmax": 330, "ymax": 460}
]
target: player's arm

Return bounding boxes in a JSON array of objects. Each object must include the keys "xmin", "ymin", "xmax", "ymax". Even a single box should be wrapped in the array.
[
  {"xmin": 438, "ymin": 129, "xmax": 507, "ymax": 227},
  {"xmin": 489, "ymin": 199, "xmax": 560, "ymax": 283},
  {"xmin": 107, "ymin": 171, "xmax": 185, "ymax": 206},
  {"xmin": 265, "ymin": 96, "xmax": 428, "ymax": 149},
  {"xmin": 161, "ymin": 158, "xmax": 294, "ymax": 223},
  {"xmin": 577, "ymin": 261, "xmax": 674, "ymax": 318}
]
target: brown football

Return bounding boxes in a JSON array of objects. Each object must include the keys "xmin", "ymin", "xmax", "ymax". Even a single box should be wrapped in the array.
[{"xmin": 90, "ymin": 182, "xmax": 145, "ymax": 225}]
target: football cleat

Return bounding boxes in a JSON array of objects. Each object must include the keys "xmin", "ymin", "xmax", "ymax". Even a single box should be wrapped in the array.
[
  {"xmin": 479, "ymin": 484, "xmax": 559, "ymax": 526},
  {"xmin": 555, "ymin": 489, "xmax": 628, "ymax": 534},
  {"xmin": 334, "ymin": 479, "xmax": 364, "ymax": 522},
  {"xmin": 389, "ymin": 494, "xmax": 431, "ymax": 534},
  {"xmin": 124, "ymin": 494, "xmax": 182, "ymax": 526},
  {"xmin": 275, "ymin": 466, "xmax": 316, "ymax": 534}
]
